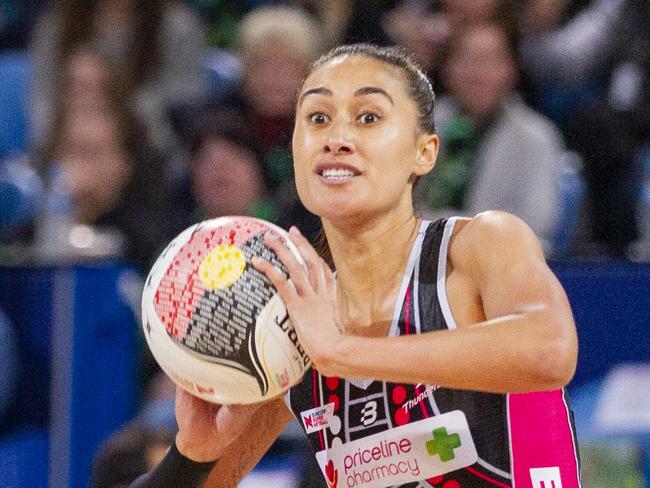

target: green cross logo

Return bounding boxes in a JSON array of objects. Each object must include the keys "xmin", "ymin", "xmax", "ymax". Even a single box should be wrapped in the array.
[{"xmin": 426, "ymin": 427, "xmax": 461, "ymax": 462}]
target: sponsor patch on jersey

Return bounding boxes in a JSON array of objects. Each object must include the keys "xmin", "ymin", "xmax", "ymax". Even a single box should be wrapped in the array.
[
  {"xmin": 315, "ymin": 410, "xmax": 478, "ymax": 488},
  {"xmin": 401, "ymin": 384, "xmax": 440, "ymax": 413},
  {"xmin": 301, "ymin": 403, "xmax": 335, "ymax": 434}
]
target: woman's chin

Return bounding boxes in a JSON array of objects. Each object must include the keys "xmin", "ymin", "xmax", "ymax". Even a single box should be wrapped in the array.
[{"xmin": 307, "ymin": 201, "xmax": 362, "ymax": 223}]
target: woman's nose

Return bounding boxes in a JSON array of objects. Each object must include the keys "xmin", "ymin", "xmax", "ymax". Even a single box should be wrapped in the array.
[{"xmin": 324, "ymin": 123, "xmax": 354, "ymax": 154}]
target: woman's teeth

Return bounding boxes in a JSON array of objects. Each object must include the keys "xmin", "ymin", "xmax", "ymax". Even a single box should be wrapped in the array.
[{"xmin": 322, "ymin": 168, "xmax": 355, "ymax": 178}]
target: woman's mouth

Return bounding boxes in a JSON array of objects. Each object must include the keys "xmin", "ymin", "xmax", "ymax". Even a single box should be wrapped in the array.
[
  {"xmin": 321, "ymin": 168, "xmax": 357, "ymax": 180},
  {"xmin": 315, "ymin": 163, "xmax": 361, "ymax": 183}
]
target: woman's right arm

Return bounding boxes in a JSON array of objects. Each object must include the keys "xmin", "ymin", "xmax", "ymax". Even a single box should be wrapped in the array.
[
  {"xmin": 131, "ymin": 388, "xmax": 294, "ymax": 488},
  {"xmin": 203, "ymin": 397, "xmax": 294, "ymax": 487}
]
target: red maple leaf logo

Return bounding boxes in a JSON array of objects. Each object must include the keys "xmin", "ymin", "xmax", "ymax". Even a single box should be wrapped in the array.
[{"xmin": 325, "ymin": 460, "xmax": 338, "ymax": 488}]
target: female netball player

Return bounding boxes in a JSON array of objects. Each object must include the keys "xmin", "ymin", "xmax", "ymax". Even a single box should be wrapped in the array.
[{"xmin": 132, "ymin": 44, "xmax": 581, "ymax": 488}]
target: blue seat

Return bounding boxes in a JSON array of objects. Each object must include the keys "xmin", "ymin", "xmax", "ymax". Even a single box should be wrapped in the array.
[
  {"xmin": 0, "ymin": 51, "xmax": 30, "ymax": 159},
  {"xmin": 0, "ymin": 428, "xmax": 49, "ymax": 488}
]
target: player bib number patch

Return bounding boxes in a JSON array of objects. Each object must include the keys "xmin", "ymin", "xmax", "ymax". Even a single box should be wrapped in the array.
[{"xmin": 315, "ymin": 410, "xmax": 478, "ymax": 488}]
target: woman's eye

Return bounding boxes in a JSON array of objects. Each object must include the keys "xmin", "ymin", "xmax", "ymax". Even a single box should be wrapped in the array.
[
  {"xmin": 308, "ymin": 112, "xmax": 329, "ymax": 124},
  {"xmin": 358, "ymin": 112, "xmax": 380, "ymax": 124}
]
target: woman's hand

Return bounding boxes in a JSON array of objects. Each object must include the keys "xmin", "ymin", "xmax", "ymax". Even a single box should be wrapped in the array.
[
  {"xmin": 251, "ymin": 226, "xmax": 346, "ymax": 376},
  {"xmin": 174, "ymin": 387, "xmax": 262, "ymax": 462}
]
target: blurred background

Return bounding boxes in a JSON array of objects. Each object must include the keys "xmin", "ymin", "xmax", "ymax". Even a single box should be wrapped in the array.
[{"xmin": 0, "ymin": 0, "xmax": 648, "ymax": 486}]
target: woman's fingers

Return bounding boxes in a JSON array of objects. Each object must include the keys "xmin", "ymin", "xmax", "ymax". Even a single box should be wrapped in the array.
[
  {"xmin": 287, "ymin": 226, "xmax": 334, "ymax": 292},
  {"xmin": 254, "ymin": 227, "xmax": 334, "ymax": 297},
  {"xmin": 288, "ymin": 226, "xmax": 322, "ymax": 262},
  {"xmin": 263, "ymin": 231, "xmax": 308, "ymax": 288},
  {"xmin": 324, "ymin": 259, "xmax": 337, "ymax": 298},
  {"xmin": 251, "ymin": 255, "xmax": 298, "ymax": 303}
]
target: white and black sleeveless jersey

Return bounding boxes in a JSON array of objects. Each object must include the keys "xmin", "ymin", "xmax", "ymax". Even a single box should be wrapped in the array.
[{"xmin": 286, "ymin": 219, "xmax": 581, "ymax": 488}]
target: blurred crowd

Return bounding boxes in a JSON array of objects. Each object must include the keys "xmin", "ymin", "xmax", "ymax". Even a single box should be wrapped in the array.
[
  {"xmin": 1, "ymin": 0, "xmax": 649, "ymax": 269},
  {"xmin": 0, "ymin": 0, "xmax": 648, "ymax": 485}
]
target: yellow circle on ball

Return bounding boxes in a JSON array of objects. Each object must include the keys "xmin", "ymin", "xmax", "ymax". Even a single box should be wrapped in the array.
[{"xmin": 198, "ymin": 244, "xmax": 247, "ymax": 290}]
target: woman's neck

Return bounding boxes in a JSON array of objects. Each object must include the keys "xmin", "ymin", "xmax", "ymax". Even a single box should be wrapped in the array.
[{"xmin": 324, "ymin": 212, "xmax": 420, "ymax": 330}]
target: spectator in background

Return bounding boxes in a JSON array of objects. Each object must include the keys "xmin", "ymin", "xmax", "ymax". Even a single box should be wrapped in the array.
[
  {"xmin": 206, "ymin": 6, "xmax": 324, "ymax": 205},
  {"xmin": 43, "ymin": 46, "xmax": 114, "ymax": 143},
  {"xmin": 91, "ymin": 369, "xmax": 178, "ymax": 488},
  {"xmin": 175, "ymin": 110, "xmax": 274, "ymax": 225},
  {"xmin": 91, "ymin": 420, "xmax": 175, "ymax": 488},
  {"xmin": 416, "ymin": 20, "xmax": 564, "ymax": 251},
  {"xmin": 35, "ymin": 72, "xmax": 182, "ymax": 272},
  {"xmin": 288, "ymin": 0, "xmax": 352, "ymax": 48},
  {"xmin": 43, "ymin": 109, "xmax": 167, "ymax": 270},
  {"xmin": 442, "ymin": 0, "xmax": 519, "ymax": 31},
  {"xmin": 381, "ymin": 0, "xmax": 519, "ymax": 105},
  {"xmin": 0, "ymin": 0, "xmax": 47, "ymax": 49},
  {"xmin": 233, "ymin": 6, "xmax": 328, "ymax": 243},
  {"xmin": 521, "ymin": 0, "xmax": 650, "ymax": 258},
  {"xmin": 339, "ymin": 0, "xmax": 399, "ymax": 46},
  {"xmin": 30, "ymin": 0, "xmax": 206, "ymax": 160},
  {"xmin": 381, "ymin": 1, "xmax": 450, "ymax": 93}
]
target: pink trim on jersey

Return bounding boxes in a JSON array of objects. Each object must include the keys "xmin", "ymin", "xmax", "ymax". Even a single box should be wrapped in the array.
[
  {"xmin": 313, "ymin": 369, "xmax": 325, "ymax": 451},
  {"xmin": 508, "ymin": 390, "xmax": 581, "ymax": 487}
]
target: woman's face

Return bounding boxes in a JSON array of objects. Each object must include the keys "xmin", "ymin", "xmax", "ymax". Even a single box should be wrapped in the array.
[
  {"xmin": 292, "ymin": 56, "xmax": 438, "ymax": 223},
  {"xmin": 244, "ymin": 46, "xmax": 308, "ymax": 118},
  {"xmin": 57, "ymin": 112, "xmax": 131, "ymax": 223},
  {"xmin": 445, "ymin": 24, "xmax": 516, "ymax": 121},
  {"xmin": 64, "ymin": 51, "xmax": 110, "ymax": 115},
  {"xmin": 191, "ymin": 137, "xmax": 263, "ymax": 217}
]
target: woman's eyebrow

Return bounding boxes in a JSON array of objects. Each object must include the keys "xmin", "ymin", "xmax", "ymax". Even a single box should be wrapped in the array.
[
  {"xmin": 298, "ymin": 86, "xmax": 394, "ymax": 106},
  {"xmin": 298, "ymin": 87, "xmax": 332, "ymax": 106},
  {"xmin": 354, "ymin": 86, "xmax": 393, "ymax": 104}
]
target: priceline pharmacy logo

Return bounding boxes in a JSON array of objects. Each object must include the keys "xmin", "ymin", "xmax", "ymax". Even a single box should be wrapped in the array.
[
  {"xmin": 343, "ymin": 437, "xmax": 422, "ymax": 485},
  {"xmin": 316, "ymin": 411, "xmax": 478, "ymax": 488}
]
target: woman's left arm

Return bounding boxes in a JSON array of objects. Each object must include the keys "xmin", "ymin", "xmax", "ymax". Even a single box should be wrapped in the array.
[{"xmin": 254, "ymin": 214, "xmax": 578, "ymax": 394}]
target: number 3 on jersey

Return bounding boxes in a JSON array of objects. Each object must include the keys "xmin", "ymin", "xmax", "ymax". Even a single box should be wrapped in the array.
[{"xmin": 361, "ymin": 401, "xmax": 378, "ymax": 426}]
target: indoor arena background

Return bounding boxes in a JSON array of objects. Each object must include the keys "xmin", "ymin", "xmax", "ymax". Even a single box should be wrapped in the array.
[{"xmin": 0, "ymin": 1, "xmax": 648, "ymax": 487}]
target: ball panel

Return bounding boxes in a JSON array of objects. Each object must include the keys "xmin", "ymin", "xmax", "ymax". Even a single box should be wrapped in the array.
[
  {"xmin": 198, "ymin": 244, "xmax": 246, "ymax": 290},
  {"xmin": 255, "ymin": 293, "xmax": 311, "ymax": 390},
  {"xmin": 144, "ymin": 305, "xmax": 264, "ymax": 404},
  {"xmin": 250, "ymin": 293, "xmax": 308, "ymax": 398}
]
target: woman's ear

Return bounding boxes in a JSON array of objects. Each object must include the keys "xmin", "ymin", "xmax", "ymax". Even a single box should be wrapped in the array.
[{"xmin": 414, "ymin": 133, "xmax": 439, "ymax": 176}]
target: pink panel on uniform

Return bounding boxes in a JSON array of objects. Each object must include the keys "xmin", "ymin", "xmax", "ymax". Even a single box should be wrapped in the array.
[{"xmin": 508, "ymin": 390, "xmax": 581, "ymax": 488}]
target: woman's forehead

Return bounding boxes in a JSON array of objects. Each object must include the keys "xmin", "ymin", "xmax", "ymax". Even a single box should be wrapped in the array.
[{"xmin": 301, "ymin": 55, "xmax": 408, "ymax": 98}]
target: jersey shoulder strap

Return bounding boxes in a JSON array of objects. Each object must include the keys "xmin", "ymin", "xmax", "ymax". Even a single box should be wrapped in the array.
[{"xmin": 417, "ymin": 217, "xmax": 459, "ymax": 333}]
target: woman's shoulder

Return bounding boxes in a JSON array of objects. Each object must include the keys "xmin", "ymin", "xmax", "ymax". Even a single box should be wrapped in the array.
[{"xmin": 447, "ymin": 211, "xmax": 544, "ymax": 273}]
